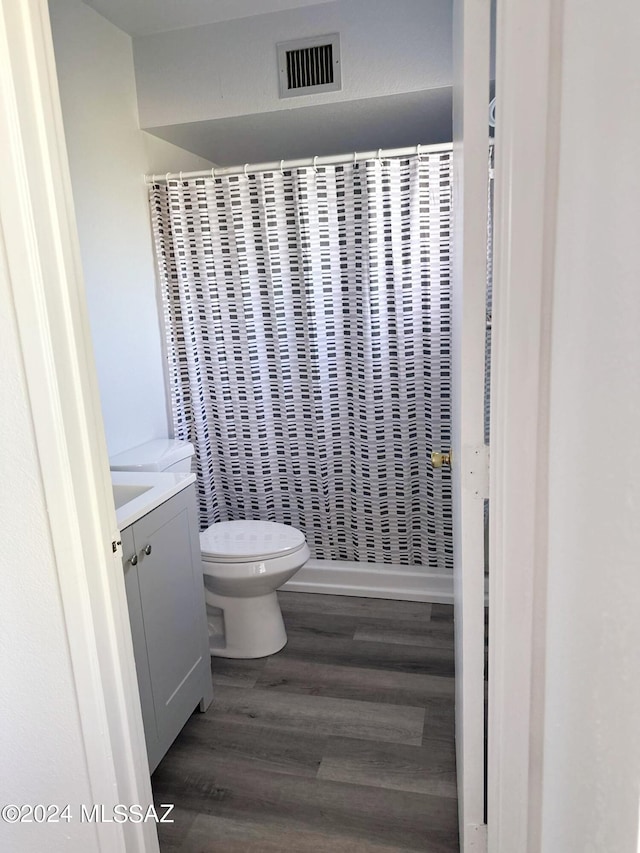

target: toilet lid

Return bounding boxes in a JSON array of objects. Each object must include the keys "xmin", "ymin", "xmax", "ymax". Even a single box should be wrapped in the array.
[{"xmin": 200, "ymin": 520, "xmax": 306, "ymax": 562}]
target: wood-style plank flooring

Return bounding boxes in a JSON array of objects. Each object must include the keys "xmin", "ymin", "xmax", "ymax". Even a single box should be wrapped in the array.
[{"xmin": 152, "ymin": 592, "xmax": 459, "ymax": 852}]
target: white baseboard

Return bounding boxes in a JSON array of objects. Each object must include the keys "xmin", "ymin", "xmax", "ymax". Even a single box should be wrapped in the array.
[{"xmin": 282, "ymin": 558, "xmax": 454, "ymax": 604}]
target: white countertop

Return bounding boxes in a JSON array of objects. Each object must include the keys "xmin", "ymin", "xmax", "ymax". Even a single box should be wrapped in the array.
[{"xmin": 112, "ymin": 471, "xmax": 196, "ymax": 530}]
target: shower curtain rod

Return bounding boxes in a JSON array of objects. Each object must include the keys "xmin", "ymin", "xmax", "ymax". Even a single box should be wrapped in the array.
[{"xmin": 145, "ymin": 142, "xmax": 454, "ymax": 184}]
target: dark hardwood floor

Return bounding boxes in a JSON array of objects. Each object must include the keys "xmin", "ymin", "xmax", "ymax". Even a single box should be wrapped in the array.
[{"xmin": 152, "ymin": 592, "xmax": 458, "ymax": 852}]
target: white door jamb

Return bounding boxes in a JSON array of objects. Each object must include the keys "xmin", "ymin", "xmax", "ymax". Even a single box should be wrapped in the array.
[
  {"xmin": 0, "ymin": 2, "xmax": 159, "ymax": 850},
  {"xmin": 488, "ymin": 0, "xmax": 562, "ymax": 849}
]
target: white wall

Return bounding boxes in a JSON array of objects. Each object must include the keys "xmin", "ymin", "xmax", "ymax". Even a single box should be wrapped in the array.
[
  {"xmin": 541, "ymin": 0, "xmax": 640, "ymax": 848},
  {"xmin": 143, "ymin": 130, "xmax": 218, "ymax": 173},
  {"xmin": 48, "ymin": 0, "xmax": 212, "ymax": 456},
  {"xmin": 133, "ymin": 0, "xmax": 452, "ymax": 128},
  {"xmin": 0, "ymin": 234, "xmax": 98, "ymax": 852}
]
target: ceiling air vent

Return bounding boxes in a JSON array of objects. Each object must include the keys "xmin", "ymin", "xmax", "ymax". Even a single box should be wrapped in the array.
[{"xmin": 277, "ymin": 34, "xmax": 341, "ymax": 98}]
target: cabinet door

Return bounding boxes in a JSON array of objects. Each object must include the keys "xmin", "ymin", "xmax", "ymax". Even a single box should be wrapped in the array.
[
  {"xmin": 133, "ymin": 489, "xmax": 208, "ymax": 751},
  {"xmin": 122, "ymin": 525, "xmax": 161, "ymax": 770}
]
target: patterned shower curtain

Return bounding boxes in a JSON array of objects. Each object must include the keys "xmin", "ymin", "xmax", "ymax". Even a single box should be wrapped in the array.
[{"xmin": 149, "ymin": 153, "xmax": 453, "ymax": 570}]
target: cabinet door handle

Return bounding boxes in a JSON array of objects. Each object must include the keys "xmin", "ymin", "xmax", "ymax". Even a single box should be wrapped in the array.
[
  {"xmin": 130, "ymin": 554, "xmax": 138, "ymax": 566},
  {"xmin": 143, "ymin": 544, "xmax": 152, "ymax": 556}
]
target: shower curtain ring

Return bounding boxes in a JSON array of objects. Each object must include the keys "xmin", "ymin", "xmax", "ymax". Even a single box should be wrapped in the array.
[
  {"xmin": 179, "ymin": 171, "xmax": 183, "ymax": 181},
  {"xmin": 165, "ymin": 172, "xmax": 171, "ymax": 184},
  {"xmin": 417, "ymin": 144, "xmax": 423, "ymax": 162},
  {"xmin": 211, "ymin": 166, "xmax": 215, "ymax": 179},
  {"xmin": 244, "ymin": 163, "xmax": 249, "ymax": 178},
  {"xmin": 353, "ymin": 151, "xmax": 357, "ymax": 166},
  {"xmin": 313, "ymin": 155, "xmax": 318, "ymax": 173},
  {"xmin": 280, "ymin": 159, "xmax": 285, "ymax": 175},
  {"xmin": 377, "ymin": 148, "xmax": 383, "ymax": 164}
]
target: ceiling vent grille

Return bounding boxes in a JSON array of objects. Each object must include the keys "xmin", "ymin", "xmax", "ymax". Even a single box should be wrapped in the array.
[{"xmin": 277, "ymin": 34, "xmax": 341, "ymax": 98}]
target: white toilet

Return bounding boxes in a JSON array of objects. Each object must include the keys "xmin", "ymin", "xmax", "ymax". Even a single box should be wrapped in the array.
[
  {"xmin": 201, "ymin": 520, "xmax": 309, "ymax": 658},
  {"xmin": 110, "ymin": 439, "xmax": 310, "ymax": 659}
]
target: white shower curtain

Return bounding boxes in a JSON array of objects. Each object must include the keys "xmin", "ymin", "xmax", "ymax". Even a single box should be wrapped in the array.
[{"xmin": 149, "ymin": 153, "xmax": 453, "ymax": 570}]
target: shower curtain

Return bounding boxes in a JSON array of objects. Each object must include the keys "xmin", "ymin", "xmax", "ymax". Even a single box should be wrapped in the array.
[{"xmin": 149, "ymin": 153, "xmax": 453, "ymax": 570}]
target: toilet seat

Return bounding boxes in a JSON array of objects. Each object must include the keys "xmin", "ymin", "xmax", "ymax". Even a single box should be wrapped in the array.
[{"xmin": 200, "ymin": 520, "xmax": 306, "ymax": 563}]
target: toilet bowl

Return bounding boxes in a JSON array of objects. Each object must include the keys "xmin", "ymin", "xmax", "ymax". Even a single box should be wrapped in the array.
[{"xmin": 200, "ymin": 520, "xmax": 310, "ymax": 659}]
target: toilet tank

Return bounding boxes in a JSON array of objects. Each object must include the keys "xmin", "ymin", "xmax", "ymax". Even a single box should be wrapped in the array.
[{"xmin": 109, "ymin": 439, "xmax": 195, "ymax": 473}]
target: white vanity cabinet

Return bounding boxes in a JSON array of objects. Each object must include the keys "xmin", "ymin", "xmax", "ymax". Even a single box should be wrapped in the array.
[{"xmin": 121, "ymin": 483, "xmax": 212, "ymax": 772}]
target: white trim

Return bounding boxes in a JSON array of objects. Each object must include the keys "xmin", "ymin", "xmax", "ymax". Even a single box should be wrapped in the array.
[
  {"xmin": 487, "ymin": 0, "xmax": 561, "ymax": 849},
  {"xmin": 451, "ymin": 0, "xmax": 491, "ymax": 848},
  {"xmin": 465, "ymin": 824, "xmax": 488, "ymax": 851},
  {"xmin": 146, "ymin": 143, "xmax": 453, "ymax": 182},
  {"xmin": 0, "ymin": 2, "xmax": 158, "ymax": 850},
  {"xmin": 282, "ymin": 559, "xmax": 454, "ymax": 603}
]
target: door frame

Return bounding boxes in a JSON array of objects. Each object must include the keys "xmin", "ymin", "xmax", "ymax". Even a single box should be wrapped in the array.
[
  {"xmin": 487, "ymin": 0, "xmax": 562, "ymax": 849},
  {"xmin": 451, "ymin": 0, "xmax": 491, "ymax": 848},
  {"xmin": 0, "ymin": 2, "xmax": 158, "ymax": 851}
]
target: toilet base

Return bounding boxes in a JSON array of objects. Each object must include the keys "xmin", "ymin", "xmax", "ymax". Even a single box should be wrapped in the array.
[{"xmin": 205, "ymin": 588, "xmax": 287, "ymax": 659}]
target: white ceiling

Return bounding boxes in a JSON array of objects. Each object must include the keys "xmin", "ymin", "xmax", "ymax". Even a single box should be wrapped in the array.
[{"xmin": 82, "ymin": 0, "xmax": 339, "ymax": 37}]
